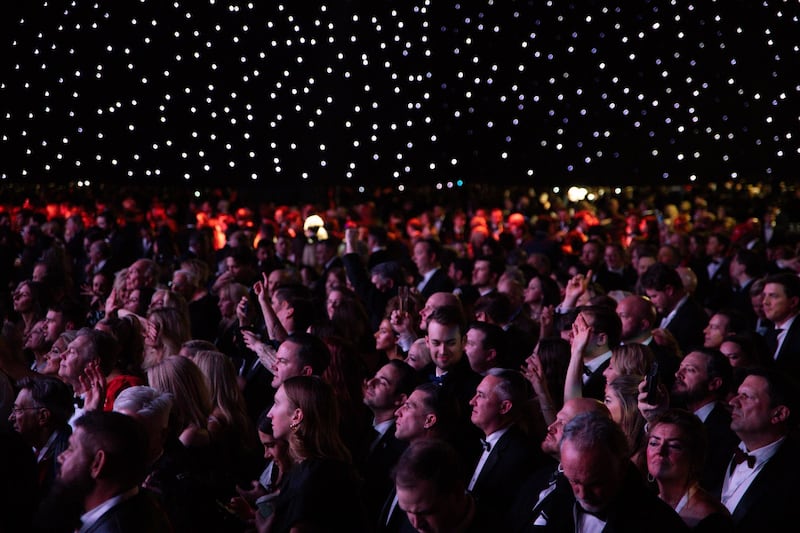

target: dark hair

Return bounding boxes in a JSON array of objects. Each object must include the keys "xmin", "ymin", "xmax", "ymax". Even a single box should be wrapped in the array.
[
  {"xmin": 274, "ymin": 283, "xmax": 315, "ymax": 331},
  {"xmin": 284, "ymin": 332, "xmax": 331, "ymax": 376},
  {"xmin": 763, "ymin": 272, "xmax": 800, "ymax": 301},
  {"xmin": 578, "ymin": 305, "xmax": 622, "ymax": 349},
  {"xmin": 75, "ymin": 411, "xmax": 149, "ymax": 488},
  {"xmin": 393, "ymin": 439, "xmax": 466, "ymax": 495},
  {"xmin": 412, "ymin": 383, "xmax": 461, "ymax": 439},
  {"xmin": 741, "ymin": 367, "xmax": 800, "ymax": 430},
  {"xmin": 473, "ymin": 292, "xmax": 513, "ymax": 325},
  {"xmin": 386, "ymin": 359, "xmax": 419, "ymax": 398},
  {"xmin": 692, "ymin": 347, "xmax": 733, "ymax": 399},
  {"xmin": 47, "ymin": 297, "xmax": 87, "ymax": 330},
  {"xmin": 466, "ymin": 321, "xmax": 509, "ymax": 365},
  {"xmin": 639, "ymin": 262, "xmax": 683, "ymax": 292},
  {"xmin": 16, "ymin": 375, "xmax": 75, "ymax": 427}
]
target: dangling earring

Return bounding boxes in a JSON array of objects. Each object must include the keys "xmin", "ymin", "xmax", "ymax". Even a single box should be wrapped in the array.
[
  {"xmin": 290, "ymin": 422, "xmax": 299, "ymax": 433},
  {"xmin": 647, "ymin": 473, "xmax": 655, "ymax": 483}
]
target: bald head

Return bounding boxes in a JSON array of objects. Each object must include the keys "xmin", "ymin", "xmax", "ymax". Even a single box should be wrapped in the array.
[
  {"xmin": 617, "ymin": 295, "xmax": 657, "ymax": 342},
  {"xmin": 541, "ymin": 397, "xmax": 610, "ymax": 458},
  {"xmin": 419, "ymin": 291, "xmax": 461, "ymax": 331}
]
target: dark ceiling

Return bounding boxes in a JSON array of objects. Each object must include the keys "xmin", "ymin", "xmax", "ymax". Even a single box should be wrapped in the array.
[{"xmin": 2, "ymin": 1, "xmax": 798, "ymax": 191}]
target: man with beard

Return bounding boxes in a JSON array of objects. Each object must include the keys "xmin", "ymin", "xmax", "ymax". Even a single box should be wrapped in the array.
[
  {"xmin": 34, "ymin": 410, "xmax": 171, "ymax": 533},
  {"xmin": 639, "ymin": 348, "xmax": 739, "ymax": 493}
]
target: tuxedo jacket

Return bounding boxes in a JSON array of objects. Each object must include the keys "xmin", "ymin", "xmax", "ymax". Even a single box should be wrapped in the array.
[
  {"xmin": 418, "ymin": 268, "xmax": 455, "ymax": 301},
  {"xmin": 504, "ymin": 459, "xmax": 561, "ymax": 533},
  {"xmin": 526, "ymin": 462, "xmax": 689, "ymax": 533},
  {"xmin": 700, "ymin": 402, "xmax": 740, "ymax": 494},
  {"xmin": 582, "ymin": 358, "xmax": 610, "ymax": 402},
  {"xmin": 356, "ymin": 421, "xmax": 408, "ymax": 526},
  {"xmin": 81, "ymin": 490, "xmax": 172, "ymax": 533},
  {"xmin": 469, "ymin": 425, "xmax": 544, "ymax": 524},
  {"xmin": 726, "ymin": 437, "xmax": 800, "ymax": 532},
  {"xmin": 664, "ymin": 296, "xmax": 709, "ymax": 354},
  {"xmin": 770, "ymin": 317, "xmax": 800, "ymax": 383},
  {"xmin": 698, "ymin": 257, "xmax": 734, "ymax": 313}
]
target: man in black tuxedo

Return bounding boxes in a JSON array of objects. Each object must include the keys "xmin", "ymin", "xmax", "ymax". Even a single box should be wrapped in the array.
[
  {"xmin": 727, "ymin": 248, "xmax": 766, "ymax": 329},
  {"xmin": 639, "ymin": 348, "xmax": 739, "ymax": 494},
  {"xmin": 616, "ymin": 294, "xmax": 680, "ymax": 389},
  {"xmin": 697, "ymin": 231, "xmax": 734, "ymax": 314},
  {"xmin": 36, "ymin": 410, "xmax": 171, "ymax": 533},
  {"xmin": 761, "ymin": 272, "xmax": 800, "ymax": 382},
  {"xmin": 411, "ymin": 237, "xmax": 454, "ymax": 301},
  {"xmin": 357, "ymin": 360, "xmax": 418, "ymax": 529},
  {"xmin": 507, "ymin": 398, "xmax": 609, "ymax": 533},
  {"xmin": 568, "ymin": 305, "xmax": 622, "ymax": 401},
  {"xmin": 538, "ymin": 412, "xmax": 688, "ymax": 532},
  {"xmin": 640, "ymin": 262, "xmax": 709, "ymax": 354},
  {"xmin": 466, "ymin": 369, "xmax": 545, "ymax": 524},
  {"xmin": 720, "ymin": 368, "xmax": 800, "ymax": 531}
]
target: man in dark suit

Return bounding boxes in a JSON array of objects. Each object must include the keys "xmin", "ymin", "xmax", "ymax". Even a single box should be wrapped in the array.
[
  {"xmin": 411, "ymin": 237, "xmax": 454, "ymax": 301},
  {"xmin": 466, "ymin": 369, "xmax": 545, "ymax": 524},
  {"xmin": 10, "ymin": 376, "xmax": 73, "ymax": 502},
  {"xmin": 36, "ymin": 410, "xmax": 171, "ymax": 533},
  {"xmin": 568, "ymin": 305, "xmax": 622, "ymax": 401},
  {"xmin": 721, "ymin": 368, "xmax": 800, "ymax": 531},
  {"xmin": 697, "ymin": 232, "xmax": 734, "ymax": 314},
  {"xmin": 639, "ymin": 348, "xmax": 739, "ymax": 494},
  {"xmin": 728, "ymin": 248, "xmax": 766, "ymax": 329},
  {"xmin": 506, "ymin": 398, "xmax": 609, "ymax": 533},
  {"xmin": 761, "ymin": 272, "xmax": 800, "ymax": 383},
  {"xmin": 616, "ymin": 294, "xmax": 680, "ymax": 389},
  {"xmin": 640, "ymin": 262, "xmax": 709, "ymax": 354},
  {"xmin": 357, "ymin": 361, "xmax": 418, "ymax": 528},
  {"xmin": 537, "ymin": 412, "xmax": 689, "ymax": 532}
]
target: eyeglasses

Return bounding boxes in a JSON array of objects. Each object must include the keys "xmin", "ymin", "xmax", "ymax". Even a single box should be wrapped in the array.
[{"xmin": 11, "ymin": 406, "xmax": 41, "ymax": 415}]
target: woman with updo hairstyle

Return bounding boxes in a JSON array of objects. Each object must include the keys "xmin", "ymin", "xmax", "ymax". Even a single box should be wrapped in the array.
[{"xmin": 262, "ymin": 375, "xmax": 366, "ymax": 532}]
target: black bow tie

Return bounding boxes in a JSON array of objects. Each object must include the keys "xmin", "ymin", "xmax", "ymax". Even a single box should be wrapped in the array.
[
  {"xmin": 730, "ymin": 448, "xmax": 756, "ymax": 474},
  {"xmin": 429, "ymin": 374, "xmax": 445, "ymax": 386},
  {"xmin": 74, "ymin": 395, "xmax": 84, "ymax": 409},
  {"xmin": 579, "ymin": 506, "xmax": 608, "ymax": 521},
  {"xmin": 582, "ymin": 365, "xmax": 593, "ymax": 377},
  {"xmin": 480, "ymin": 438, "xmax": 491, "ymax": 452}
]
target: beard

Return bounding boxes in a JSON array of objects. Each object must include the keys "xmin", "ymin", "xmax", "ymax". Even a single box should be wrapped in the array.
[{"xmin": 33, "ymin": 474, "xmax": 93, "ymax": 532}]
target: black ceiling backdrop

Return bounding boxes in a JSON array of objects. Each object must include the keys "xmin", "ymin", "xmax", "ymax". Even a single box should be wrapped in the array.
[{"xmin": 2, "ymin": 0, "xmax": 798, "ymax": 192}]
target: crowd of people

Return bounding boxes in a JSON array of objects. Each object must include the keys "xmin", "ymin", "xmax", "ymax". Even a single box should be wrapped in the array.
[{"xmin": 1, "ymin": 183, "xmax": 800, "ymax": 532}]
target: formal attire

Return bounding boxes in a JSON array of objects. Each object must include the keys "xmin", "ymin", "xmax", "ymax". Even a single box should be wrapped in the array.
[
  {"xmin": 767, "ymin": 315, "xmax": 800, "ymax": 383},
  {"xmin": 720, "ymin": 436, "xmax": 800, "ymax": 532},
  {"xmin": 468, "ymin": 425, "xmax": 544, "ymax": 525},
  {"xmin": 661, "ymin": 295, "xmax": 709, "ymax": 354},
  {"xmin": 270, "ymin": 457, "xmax": 368, "ymax": 533},
  {"xmin": 695, "ymin": 402, "xmax": 740, "ymax": 494},
  {"xmin": 79, "ymin": 488, "xmax": 172, "ymax": 533},
  {"xmin": 528, "ymin": 462, "xmax": 689, "ymax": 532},
  {"xmin": 417, "ymin": 267, "xmax": 455, "ymax": 301},
  {"xmin": 355, "ymin": 419, "xmax": 408, "ymax": 529}
]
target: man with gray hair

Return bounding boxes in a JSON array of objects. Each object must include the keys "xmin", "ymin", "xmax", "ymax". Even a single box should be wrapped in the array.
[
  {"xmin": 113, "ymin": 386, "xmax": 224, "ymax": 532},
  {"xmin": 540, "ymin": 411, "xmax": 688, "ymax": 532},
  {"xmin": 466, "ymin": 368, "xmax": 545, "ymax": 525}
]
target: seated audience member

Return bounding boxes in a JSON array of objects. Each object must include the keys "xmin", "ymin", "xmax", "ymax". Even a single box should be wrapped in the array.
[
  {"xmin": 547, "ymin": 411, "xmax": 689, "ymax": 532},
  {"xmin": 357, "ymin": 360, "xmax": 417, "ymax": 528},
  {"xmin": 639, "ymin": 262, "xmax": 709, "ymax": 354},
  {"xmin": 702, "ymin": 308, "xmax": 746, "ymax": 350},
  {"xmin": 35, "ymin": 410, "xmax": 172, "ymax": 533},
  {"xmin": 172, "ymin": 261, "xmax": 221, "ymax": 342},
  {"xmin": 467, "ymin": 369, "xmax": 545, "ymax": 524},
  {"xmin": 602, "ymin": 342, "xmax": 654, "ymax": 384},
  {"xmin": 374, "ymin": 317, "xmax": 403, "ymax": 364},
  {"xmin": 506, "ymin": 397, "xmax": 609, "ymax": 533},
  {"xmin": 616, "ymin": 294, "xmax": 681, "ymax": 389},
  {"xmin": 0, "ymin": 412, "xmax": 38, "ymax": 532},
  {"xmin": 522, "ymin": 337, "xmax": 571, "ymax": 426},
  {"xmin": 464, "ymin": 321, "xmax": 510, "ymax": 375},
  {"xmin": 720, "ymin": 368, "xmax": 800, "ymax": 531},
  {"xmin": 9, "ymin": 375, "xmax": 74, "ymax": 500},
  {"xmin": 228, "ymin": 412, "xmax": 292, "ymax": 526},
  {"xmin": 564, "ymin": 304, "xmax": 622, "ymax": 402},
  {"xmin": 113, "ymin": 385, "xmax": 225, "ymax": 532},
  {"xmin": 404, "ymin": 337, "xmax": 432, "ymax": 373},
  {"xmin": 760, "ymin": 272, "xmax": 800, "ymax": 382},
  {"xmin": 605, "ymin": 374, "xmax": 648, "ymax": 473},
  {"xmin": 40, "ymin": 329, "xmax": 78, "ymax": 377},
  {"xmin": 639, "ymin": 348, "xmax": 740, "ymax": 494},
  {"xmin": 264, "ymin": 376, "xmax": 367, "ymax": 532},
  {"xmin": 143, "ymin": 306, "xmax": 191, "ymax": 369},
  {"xmin": 646, "ymin": 409, "xmax": 734, "ymax": 531},
  {"xmin": 93, "ymin": 314, "xmax": 146, "ymax": 411},
  {"xmin": 394, "ymin": 439, "xmax": 489, "ymax": 532}
]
